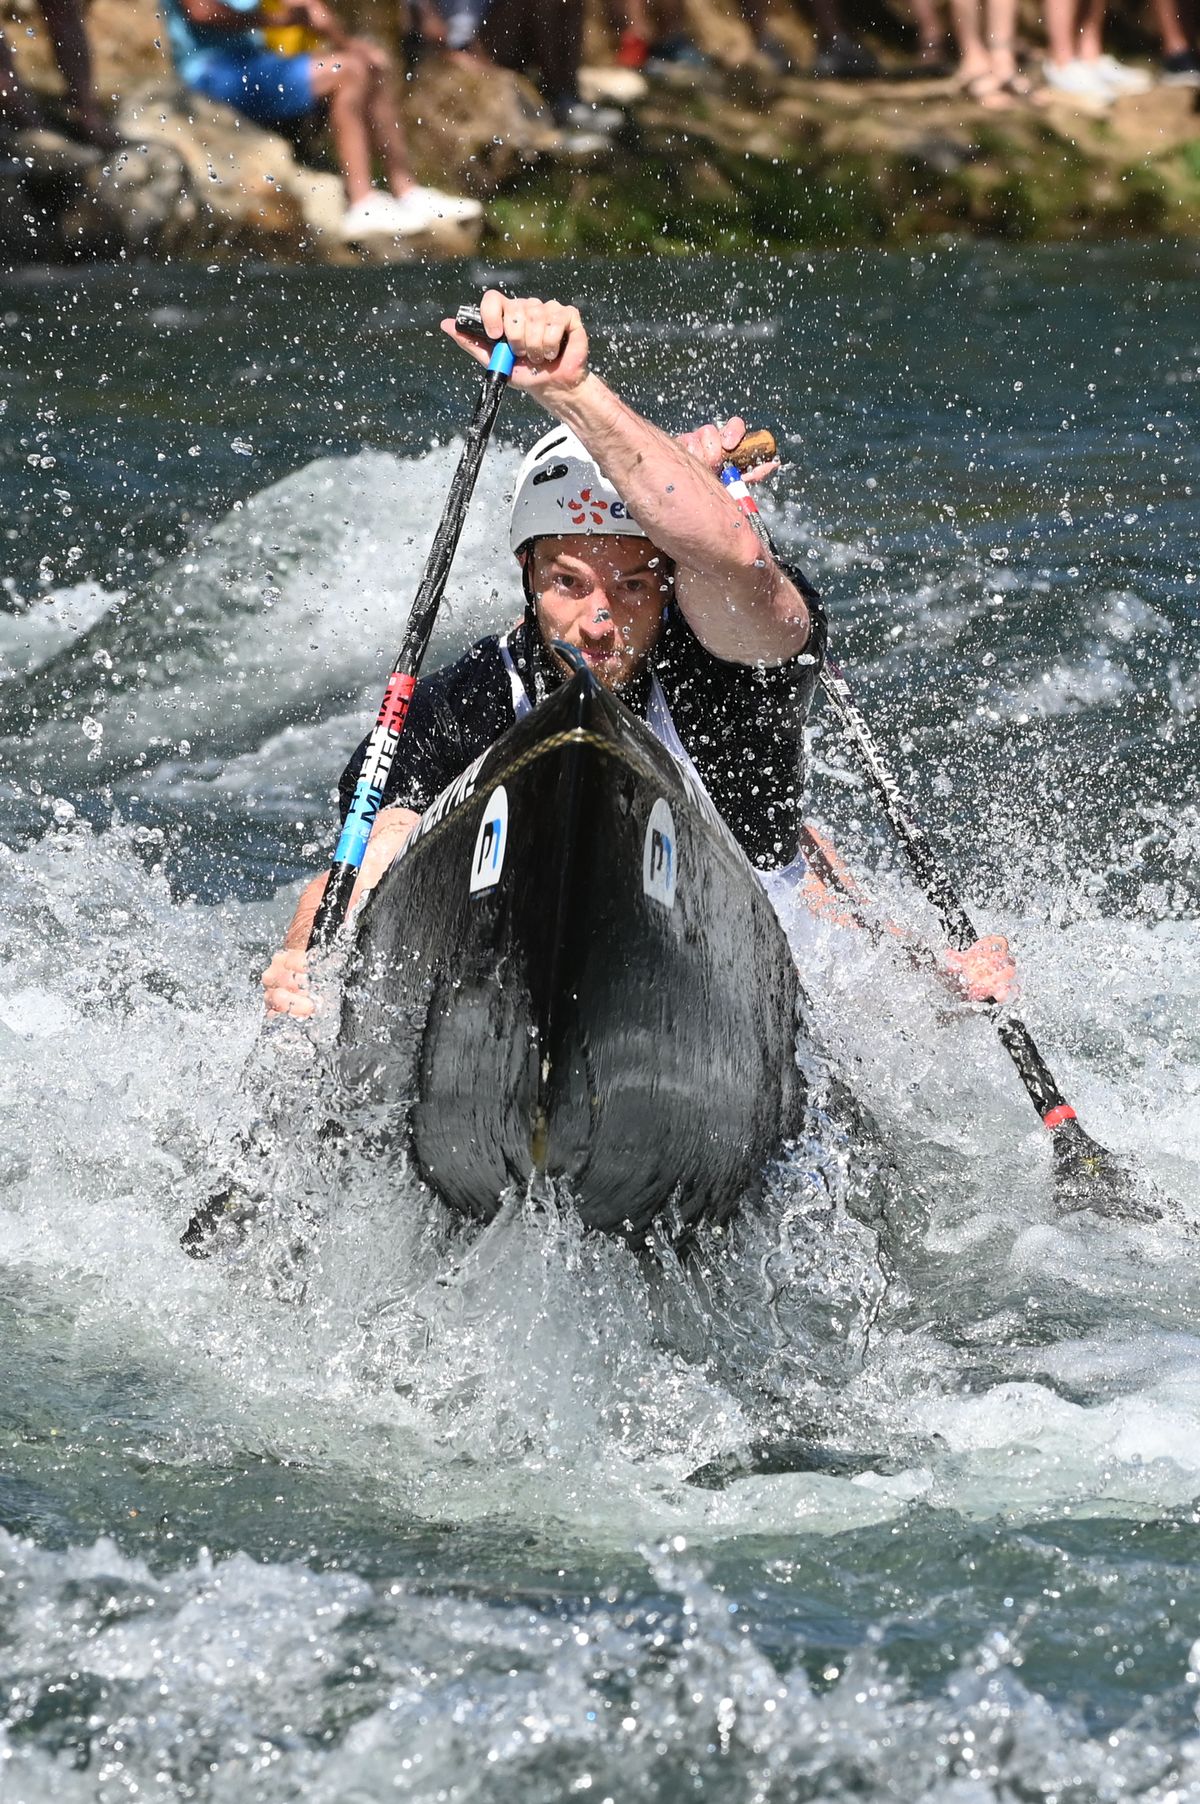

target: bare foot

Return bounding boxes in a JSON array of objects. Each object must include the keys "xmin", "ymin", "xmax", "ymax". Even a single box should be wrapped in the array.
[{"xmin": 962, "ymin": 70, "xmax": 1017, "ymax": 108}]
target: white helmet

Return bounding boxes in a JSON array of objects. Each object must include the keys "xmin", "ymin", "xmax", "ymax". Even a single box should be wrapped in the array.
[{"xmin": 509, "ymin": 425, "xmax": 647, "ymax": 555}]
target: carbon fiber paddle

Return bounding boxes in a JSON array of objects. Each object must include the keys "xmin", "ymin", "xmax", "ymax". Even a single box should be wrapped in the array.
[{"xmin": 182, "ymin": 306, "xmax": 514, "ymax": 1254}]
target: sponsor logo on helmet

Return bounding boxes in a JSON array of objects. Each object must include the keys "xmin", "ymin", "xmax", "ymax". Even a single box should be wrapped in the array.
[
  {"xmin": 560, "ymin": 490, "xmax": 630, "ymax": 527},
  {"xmin": 567, "ymin": 487, "xmax": 607, "ymax": 526}
]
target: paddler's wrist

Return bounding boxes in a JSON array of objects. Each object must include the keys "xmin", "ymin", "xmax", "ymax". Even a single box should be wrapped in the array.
[{"xmin": 540, "ymin": 371, "xmax": 625, "ymax": 442}]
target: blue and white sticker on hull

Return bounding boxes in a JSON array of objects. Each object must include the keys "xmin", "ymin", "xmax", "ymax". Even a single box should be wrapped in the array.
[
  {"xmin": 470, "ymin": 785, "xmax": 509, "ymax": 894},
  {"xmin": 643, "ymin": 797, "xmax": 677, "ymax": 909}
]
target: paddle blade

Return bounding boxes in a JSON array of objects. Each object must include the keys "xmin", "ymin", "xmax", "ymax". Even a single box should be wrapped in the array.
[{"xmin": 1051, "ymin": 1118, "xmax": 1173, "ymax": 1226}]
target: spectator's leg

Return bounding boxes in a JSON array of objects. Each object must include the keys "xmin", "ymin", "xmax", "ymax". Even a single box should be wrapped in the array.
[
  {"xmin": 949, "ymin": 0, "xmax": 992, "ymax": 82},
  {"xmin": 360, "ymin": 45, "xmax": 415, "ymax": 197},
  {"xmin": 31, "ymin": 0, "xmax": 119, "ymax": 144},
  {"xmin": 310, "ymin": 45, "xmax": 375, "ymax": 204},
  {"xmin": 611, "ymin": 1, "xmax": 654, "ymax": 30},
  {"xmin": 479, "ymin": 0, "xmax": 534, "ymax": 80},
  {"xmin": 536, "ymin": 0, "xmax": 585, "ymax": 105},
  {"xmin": 39, "ymin": 0, "xmax": 93, "ymax": 108},
  {"xmin": 482, "ymin": 0, "xmax": 584, "ymax": 107},
  {"xmin": 1075, "ymin": 0, "xmax": 1106, "ymax": 61},
  {"xmin": 1042, "ymin": 0, "xmax": 1081, "ymax": 65},
  {"xmin": 1151, "ymin": 0, "xmax": 1191, "ymax": 55},
  {"xmin": 908, "ymin": 0, "xmax": 950, "ymax": 64},
  {"xmin": 0, "ymin": 31, "xmax": 45, "ymax": 131},
  {"xmin": 985, "ymin": 0, "xmax": 1020, "ymax": 84}
]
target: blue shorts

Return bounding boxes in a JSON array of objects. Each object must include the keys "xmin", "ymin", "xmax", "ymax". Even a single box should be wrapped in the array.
[{"xmin": 188, "ymin": 48, "xmax": 316, "ymax": 127}]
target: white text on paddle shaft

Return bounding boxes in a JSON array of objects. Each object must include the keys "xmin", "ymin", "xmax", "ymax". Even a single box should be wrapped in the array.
[
  {"xmin": 341, "ymin": 686, "xmax": 415, "ymax": 858},
  {"xmin": 399, "ymin": 752, "xmax": 490, "ymax": 863}
]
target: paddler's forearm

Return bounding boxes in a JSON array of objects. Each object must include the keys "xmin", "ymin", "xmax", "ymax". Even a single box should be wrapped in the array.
[
  {"xmin": 546, "ymin": 371, "xmax": 809, "ymax": 664},
  {"xmin": 284, "ymin": 872, "xmax": 328, "ymax": 951},
  {"xmin": 281, "ymin": 806, "xmax": 421, "ymax": 953},
  {"xmin": 548, "ymin": 373, "xmax": 763, "ymax": 577}
]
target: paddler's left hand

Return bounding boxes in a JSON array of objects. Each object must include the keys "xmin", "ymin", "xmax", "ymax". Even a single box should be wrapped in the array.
[
  {"xmin": 676, "ymin": 417, "xmax": 780, "ymax": 482},
  {"xmin": 441, "ymin": 291, "xmax": 589, "ymax": 399},
  {"xmin": 945, "ymin": 934, "xmax": 1018, "ymax": 1005}
]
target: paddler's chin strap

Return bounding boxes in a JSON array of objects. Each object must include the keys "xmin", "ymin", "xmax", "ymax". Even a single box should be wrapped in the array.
[{"xmin": 516, "ymin": 547, "xmax": 542, "ymax": 708}]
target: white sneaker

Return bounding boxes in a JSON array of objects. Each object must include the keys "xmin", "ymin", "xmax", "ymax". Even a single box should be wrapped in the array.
[
  {"xmin": 340, "ymin": 187, "xmax": 482, "ymax": 240},
  {"xmin": 554, "ymin": 98, "xmax": 624, "ymax": 133},
  {"xmin": 399, "ymin": 184, "xmax": 484, "ymax": 224},
  {"xmin": 1041, "ymin": 57, "xmax": 1114, "ymax": 101},
  {"xmin": 1092, "ymin": 53, "xmax": 1153, "ymax": 93},
  {"xmin": 339, "ymin": 192, "xmax": 412, "ymax": 239}
]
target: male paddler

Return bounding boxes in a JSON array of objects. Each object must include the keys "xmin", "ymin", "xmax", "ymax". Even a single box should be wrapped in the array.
[{"xmin": 264, "ymin": 290, "xmax": 1015, "ymax": 1016}]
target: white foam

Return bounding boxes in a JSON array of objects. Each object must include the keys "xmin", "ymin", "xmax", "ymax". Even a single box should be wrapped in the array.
[
  {"xmin": 2, "ymin": 1527, "xmax": 1197, "ymax": 1803},
  {"xmin": 0, "ymin": 580, "xmax": 119, "ymax": 681}
]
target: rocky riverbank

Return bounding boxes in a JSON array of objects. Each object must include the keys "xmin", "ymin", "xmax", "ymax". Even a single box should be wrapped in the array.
[{"xmin": 1, "ymin": 0, "xmax": 1197, "ymax": 266}]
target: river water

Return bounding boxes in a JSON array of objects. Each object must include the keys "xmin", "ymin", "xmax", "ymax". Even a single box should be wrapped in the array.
[{"xmin": 1, "ymin": 243, "xmax": 1197, "ymax": 1802}]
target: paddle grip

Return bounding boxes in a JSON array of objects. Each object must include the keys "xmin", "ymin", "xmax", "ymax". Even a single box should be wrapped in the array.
[{"xmin": 725, "ymin": 428, "xmax": 777, "ymax": 473}]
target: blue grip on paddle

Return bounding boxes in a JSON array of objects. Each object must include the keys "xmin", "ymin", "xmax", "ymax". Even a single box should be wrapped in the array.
[
  {"xmin": 332, "ymin": 777, "xmax": 381, "ymax": 870},
  {"xmin": 488, "ymin": 341, "xmax": 515, "ymax": 377}
]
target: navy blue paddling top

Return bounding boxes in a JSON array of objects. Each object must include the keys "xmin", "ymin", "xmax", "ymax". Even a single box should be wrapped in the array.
[{"xmin": 338, "ymin": 574, "xmax": 826, "ymax": 872}]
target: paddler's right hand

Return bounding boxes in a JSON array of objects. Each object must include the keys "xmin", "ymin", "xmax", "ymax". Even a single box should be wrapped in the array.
[
  {"xmin": 262, "ymin": 948, "xmax": 315, "ymax": 1019},
  {"xmin": 442, "ymin": 291, "xmax": 589, "ymax": 400}
]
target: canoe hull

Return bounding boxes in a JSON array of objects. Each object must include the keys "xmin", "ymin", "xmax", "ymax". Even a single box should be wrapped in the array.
[{"xmin": 341, "ymin": 669, "xmax": 803, "ymax": 1238}]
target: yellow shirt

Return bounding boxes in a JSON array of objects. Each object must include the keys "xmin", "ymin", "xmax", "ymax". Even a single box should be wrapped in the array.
[{"xmin": 262, "ymin": 4, "xmax": 323, "ymax": 54}]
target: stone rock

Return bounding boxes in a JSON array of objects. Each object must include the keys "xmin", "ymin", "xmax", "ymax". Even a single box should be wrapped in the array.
[
  {"xmin": 115, "ymin": 77, "xmax": 484, "ymax": 262},
  {"xmin": 405, "ymin": 58, "xmax": 549, "ymax": 193},
  {"xmin": 117, "ymin": 80, "xmax": 307, "ymax": 256}
]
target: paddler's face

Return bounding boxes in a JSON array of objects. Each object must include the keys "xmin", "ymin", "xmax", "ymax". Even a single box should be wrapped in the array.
[{"xmin": 528, "ymin": 535, "xmax": 669, "ymax": 691}]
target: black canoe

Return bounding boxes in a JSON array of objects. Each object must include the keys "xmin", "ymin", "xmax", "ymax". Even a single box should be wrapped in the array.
[{"xmin": 340, "ymin": 664, "xmax": 805, "ymax": 1239}]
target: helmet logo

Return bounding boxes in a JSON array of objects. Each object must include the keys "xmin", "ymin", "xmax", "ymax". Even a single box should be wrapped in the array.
[{"xmin": 567, "ymin": 487, "xmax": 609, "ymax": 527}]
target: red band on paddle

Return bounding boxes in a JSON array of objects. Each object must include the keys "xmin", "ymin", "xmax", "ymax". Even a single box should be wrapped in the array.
[
  {"xmin": 377, "ymin": 671, "xmax": 416, "ymax": 736},
  {"xmin": 727, "ymin": 477, "xmax": 760, "ymax": 515},
  {"xmin": 1043, "ymin": 1104, "xmax": 1077, "ymax": 1130}
]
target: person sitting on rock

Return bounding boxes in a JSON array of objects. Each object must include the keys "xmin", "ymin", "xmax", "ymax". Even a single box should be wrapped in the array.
[
  {"xmin": 159, "ymin": 0, "xmax": 483, "ymax": 238},
  {"xmin": 0, "ymin": 0, "xmax": 121, "ymax": 149}
]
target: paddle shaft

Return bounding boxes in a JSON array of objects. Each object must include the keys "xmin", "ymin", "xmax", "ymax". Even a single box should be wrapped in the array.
[
  {"xmin": 715, "ymin": 448, "xmax": 1081, "ymax": 1138},
  {"xmin": 818, "ymin": 655, "xmax": 1078, "ymax": 1132},
  {"xmin": 308, "ymin": 328, "xmax": 516, "ymax": 949}
]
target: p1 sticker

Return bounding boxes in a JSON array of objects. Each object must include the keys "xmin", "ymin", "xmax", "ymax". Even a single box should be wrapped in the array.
[
  {"xmin": 470, "ymin": 786, "xmax": 509, "ymax": 894},
  {"xmin": 643, "ymin": 797, "xmax": 677, "ymax": 909}
]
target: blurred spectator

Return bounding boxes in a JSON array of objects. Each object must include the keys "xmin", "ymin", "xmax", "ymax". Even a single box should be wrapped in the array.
[
  {"xmin": 468, "ymin": 0, "xmax": 625, "ymax": 141},
  {"xmin": 1041, "ymin": 0, "xmax": 1153, "ymax": 98},
  {"xmin": 947, "ymin": 0, "xmax": 1032, "ymax": 103},
  {"xmin": 417, "ymin": 0, "xmax": 490, "ymax": 61},
  {"xmin": 1152, "ymin": 0, "xmax": 1200, "ymax": 81},
  {"xmin": 160, "ymin": 0, "xmax": 483, "ymax": 236},
  {"xmin": 608, "ymin": 1, "xmax": 714, "ymax": 73},
  {"xmin": 610, "ymin": 0, "xmax": 880, "ymax": 79},
  {"xmin": 0, "ymin": 0, "xmax": 120, "ymax": 148},
  {"xmin": 738, "ymin": 1, "xmax": 880, "ymax": 78}
]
